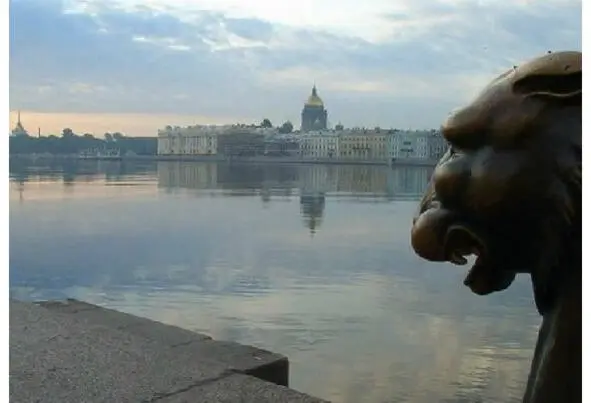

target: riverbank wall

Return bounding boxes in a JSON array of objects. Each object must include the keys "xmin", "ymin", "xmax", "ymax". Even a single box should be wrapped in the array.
[
  {"xmin": 10, "ymin": 153, "xmax": 440, "ymax": 167},
  {"xmin": 10, "ymin": 299, "xmax": 328, "ymax": 402}
]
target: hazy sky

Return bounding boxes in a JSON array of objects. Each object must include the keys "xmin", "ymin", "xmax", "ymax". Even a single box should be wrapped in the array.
[{"xmin": 9, "ymin": 0, "xmax": 581, "ymax": 136}]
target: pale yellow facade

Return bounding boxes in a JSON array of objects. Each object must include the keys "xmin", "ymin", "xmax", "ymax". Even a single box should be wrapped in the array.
[
  {"xmin": 338, "ymin": 130, "xmax": 387, "ymax": 161},
  {"xmin": 157, "ymin": 126, "xmax": 219, "ymax": 155}
]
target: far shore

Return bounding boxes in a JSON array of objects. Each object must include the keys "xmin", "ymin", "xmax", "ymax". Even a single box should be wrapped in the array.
[{"xmin": 9, "ymin": 153, "xmax": 440, "ymax": 167}]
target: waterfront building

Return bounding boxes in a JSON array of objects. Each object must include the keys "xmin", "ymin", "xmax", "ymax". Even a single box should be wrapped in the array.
[
  {"xmin": 217, "ymin": 130, "xmax": 265, "ymax": 156},
  {"xmin": 299, "ymin": 130, "xmax": 339, "ymax": 159},
  {"xmin": 338, "ymin": 129, "xmax": 387, "ymax": 161},
  {"xmin": 428, "ymin": 131, "xmax": 448, "ymax": 160},
  {"xmin": 300, "ymin": 85, "xmax": 328, "ymax": 132},
  {"xmin": 156, "ymin": 104, "xmax": 446, "ymax": 164},
  {"xmin": 386, "ymin": 130, "xmax": 437, "ymax": 163},
  {"xmin": 297, "ymin": 128, "xmax": 390, "ymax": 161},
  {"xmin": 264, "ymin": 133, "xmax": 300, "ymax": 156},
  {"xmin": 157, "ymin": 125, "xmax": 218, "ymax": 155},
  {"xmin": 386, "ymin": 129, "xmax": 448, "ymax": 162},
  {"xmin": 157, "ymin": 125, "xmax": 273, "ymax": 156}
]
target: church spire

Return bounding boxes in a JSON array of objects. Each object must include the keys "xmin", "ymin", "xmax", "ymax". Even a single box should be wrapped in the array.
[{"xmin": 12, "ymin": 110, "xmax": 28, "ymax": 137}]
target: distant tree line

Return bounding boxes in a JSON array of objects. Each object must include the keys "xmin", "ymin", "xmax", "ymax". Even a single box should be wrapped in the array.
[
  {"xmin": 11, "ymin": 119, "xmax": 295, "ymax": 156},
  {"xmin": 260, "ymin": 118, "xmax": 294, "ymax": 134},
  {"xmin": 9, "ymin": 129, "xmax": 157, "ymax": 155}
]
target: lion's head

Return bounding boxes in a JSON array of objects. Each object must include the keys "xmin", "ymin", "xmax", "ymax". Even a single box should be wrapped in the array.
[{"xmin": 410, "ymin": 51, "xmax": 581, "ymax": 315}]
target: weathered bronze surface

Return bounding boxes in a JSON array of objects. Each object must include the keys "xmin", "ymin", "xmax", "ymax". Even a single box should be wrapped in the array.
[{"xmin": 410, "ymin": 51, "xmax": 581, "ymax": 403}]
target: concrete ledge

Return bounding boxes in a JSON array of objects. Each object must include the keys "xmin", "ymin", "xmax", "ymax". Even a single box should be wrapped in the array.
[
  {"xmin": 148, "ymin": 373, "xmax": 325, "ymax": 403},
  {"xmin": 10, "ymin": 299, "xmax": 329, "ymax": 403},
  {"xmin": 10, "ymin": 153, "xmax": 440, "ymax": 167},
  {"xmin": 36, "ymin": 299, "xmax": 289, "ymax": 387}
]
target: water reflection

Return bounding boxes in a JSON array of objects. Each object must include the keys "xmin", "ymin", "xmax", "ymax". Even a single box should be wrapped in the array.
[
  {"xmin": 300, "ymin": 194, "xmax": 325, "ymax": 235},
  {"xmin": 9, "ymin": 159, "xmax": 539, "ymax": 403},
  {"xmin": 155, "ymin": 161, "xmax": 432, "ymax": 200}
]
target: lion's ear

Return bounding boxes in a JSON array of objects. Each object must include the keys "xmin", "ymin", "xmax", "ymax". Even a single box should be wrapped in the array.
[{"xmin": 512, "ymin": 51, "xmax": 581, "ymax": 105}]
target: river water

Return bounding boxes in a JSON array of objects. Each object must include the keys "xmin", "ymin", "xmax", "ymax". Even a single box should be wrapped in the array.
[{"xmin": 9, "ymin": 159, "xmax": 540, "ymax": 403}]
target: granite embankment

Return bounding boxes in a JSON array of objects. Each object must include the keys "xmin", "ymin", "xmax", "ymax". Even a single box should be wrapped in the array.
[
  {"xmin": 10, "ymin": 153, "xmax": 440, "ymax": 167},
  {"xmin": 9, "ymin": 299, "xmax": 328, "ymax": 403}
]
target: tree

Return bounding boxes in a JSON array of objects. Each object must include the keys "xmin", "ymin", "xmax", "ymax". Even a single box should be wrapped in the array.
[
  {"xmin": 260, "ymin": 118, "xmax": 273, "ymax": 128},
  {"xmin": 104, "ymin": 132, "xmax": 113, "ymax": 142},
  {"xmin": 278, "ymin": 121, "xmax": 293, "ymax": 134},
  {"xmin": 112, "ymin": 132, "xmax": 124, "ymax": 141},
  {"xmin": 62, "ymin": 128, "xmax": 75, "ymax": 137},
  {"xmin": 83, "ymin": 133, "xmax": 95, "ymax": 139}
]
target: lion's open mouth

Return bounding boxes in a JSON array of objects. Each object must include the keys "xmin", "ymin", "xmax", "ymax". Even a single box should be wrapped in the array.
[
  {"xmin": 411, "ymin": 208, "xmax": 516, "ymax": 295},
  {"xmin": 444, "ymin": 224, "xmax": 503, "ymax": 295}
]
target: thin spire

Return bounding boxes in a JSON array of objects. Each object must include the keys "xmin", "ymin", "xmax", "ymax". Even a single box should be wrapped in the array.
[{"xmin": 17, "ymin": 110, "xmax": 21, "ymax": 123}]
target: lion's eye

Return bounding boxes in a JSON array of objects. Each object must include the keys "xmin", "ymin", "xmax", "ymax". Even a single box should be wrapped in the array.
[{"xmin": 449, "ymin": 145, "xmax": 462, "ymax": 157}]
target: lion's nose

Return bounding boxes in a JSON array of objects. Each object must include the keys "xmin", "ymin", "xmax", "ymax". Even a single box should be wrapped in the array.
[{"xmin": 432, "ymin": 156, "xmax": 470, "ymax": 207}]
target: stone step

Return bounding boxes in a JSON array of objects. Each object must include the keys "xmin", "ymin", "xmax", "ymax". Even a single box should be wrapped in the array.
[
  {"xmin": 10, "ymin": 299, "xmax": 329, "ymax": 403},
  {"xmin": 36, "ymin": 299, "xmax": 287, "ymax": 386}
]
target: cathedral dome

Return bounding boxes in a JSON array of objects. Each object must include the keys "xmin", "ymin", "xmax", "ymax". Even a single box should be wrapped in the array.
[{"xmin": 305, "ymin": 85, "xmax": 324, "ymax": 107}]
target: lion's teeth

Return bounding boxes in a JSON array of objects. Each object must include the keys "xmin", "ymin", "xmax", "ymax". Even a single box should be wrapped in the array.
[{"xmin": 450, "ymin": 252, "xmax": 468, "ymax": 265}]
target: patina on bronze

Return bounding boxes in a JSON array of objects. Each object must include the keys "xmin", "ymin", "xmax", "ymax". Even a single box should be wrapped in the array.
[{"xmin": 410, "ymin": 51, "xmax": 581, "ymax": 403}]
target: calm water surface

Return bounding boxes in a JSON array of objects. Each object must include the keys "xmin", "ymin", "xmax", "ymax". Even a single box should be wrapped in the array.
[{"xmin": 9, "ymin": 159, "xmax": 541, "ymax": 403}]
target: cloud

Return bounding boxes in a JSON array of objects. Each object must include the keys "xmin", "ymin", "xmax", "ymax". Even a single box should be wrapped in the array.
[{"xmin": 9, "ymin": 0, "xmax": 581, "ymax": 130}]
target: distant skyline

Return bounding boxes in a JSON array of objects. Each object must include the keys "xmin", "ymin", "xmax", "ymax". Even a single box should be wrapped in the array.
[
  {"xmin": 9, "ymin": 0, "xmax": 581, "ymax": 136},
  {"xmin": 8, "ymin": 111, "xmax": 256, "ymax": 137}
]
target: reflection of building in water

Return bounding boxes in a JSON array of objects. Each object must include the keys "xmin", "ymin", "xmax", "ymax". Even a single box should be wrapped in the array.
[
  {"xmin": 300, "ymin": 193, "xmax": 326, "ymax": 235},
  {"xmin": 157, "ymin": 161, "xmax": 301, "ymax": 194},
  {"xmin": 156, "ymin": 161, "xmax": 433, "ymax": 202},
  {"xmin": 216, "ymin": 164, "xmax": 268, "ymax": 190},
  {"xmin": 301, "ymin": 85, "xmax": 328, "ymax": 132},
  {"xmin": 298, "ymin": 165, "xmax": 412, "ymax": 199},
  {"xmin": 157, "ymin": 161, "xmax": 218, "ymax": 190},
  {"xmin": 11, "ymin": 180, "xmax": 26, "ymax": 203},
  {"xmin": 298, "ymin": 165, "xmax": 339, "ymax": 195},
  {"xmin": 336, "ymin": 165, "xmax": 388, "ymax": 194},
  {"xmin": 386, "ymin": 166, "xmax": 434, "ymax": 199}
]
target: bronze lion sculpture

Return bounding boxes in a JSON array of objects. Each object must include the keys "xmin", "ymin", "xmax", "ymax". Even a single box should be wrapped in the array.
[{"xmin": 410, "ymin": 51, "xmax": 581, "ymax": 403}]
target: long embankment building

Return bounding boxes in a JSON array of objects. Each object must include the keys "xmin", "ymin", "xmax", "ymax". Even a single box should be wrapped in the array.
[{"xmin": 156, "ymin": 85, "xmax": 448, "ymax": 164}]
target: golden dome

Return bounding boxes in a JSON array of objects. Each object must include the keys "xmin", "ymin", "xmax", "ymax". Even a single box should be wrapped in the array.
[{"xmin": 305, "ymin": 85, "xmax": 324, "ymax": 107}]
